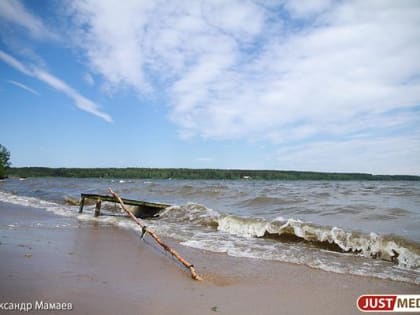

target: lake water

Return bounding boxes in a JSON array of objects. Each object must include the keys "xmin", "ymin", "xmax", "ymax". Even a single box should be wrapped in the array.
[{"xmin": 1, "ymin": 177, "xmax": 419, "ymax": 284}]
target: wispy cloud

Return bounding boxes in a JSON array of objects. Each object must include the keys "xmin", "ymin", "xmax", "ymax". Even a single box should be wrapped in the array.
[
  {"xmin": 7, "ymin": 79, "xmax": 39, "ymax": 96},
  {"xmin": 0, "ymin": 50, "xmax": 32, "ymax": 76},
  {"xmin": 0, "ymin": 0, "xmax": 57, "ymax": 41},
  {"xmin": 0, "ymin": 50, "xmax": 112, "ymax": 122}
]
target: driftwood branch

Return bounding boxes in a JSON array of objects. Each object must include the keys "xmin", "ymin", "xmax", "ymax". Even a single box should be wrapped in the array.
[{"xmin": 108, "ymin": 188, "xmax": 203, "ymax": 281}]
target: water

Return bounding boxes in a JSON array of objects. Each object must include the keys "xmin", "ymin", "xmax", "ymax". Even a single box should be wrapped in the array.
[{"xmin": 0, "ymin": 177, "xmax": 419, "ymax": 284}]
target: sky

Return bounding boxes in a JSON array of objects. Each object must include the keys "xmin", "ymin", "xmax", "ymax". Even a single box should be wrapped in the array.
[{"xmin": 0, "ymin": 0, "xmax": 420, "ymax": 175}]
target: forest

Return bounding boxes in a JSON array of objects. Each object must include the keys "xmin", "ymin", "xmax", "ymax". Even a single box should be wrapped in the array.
[{"xmin": 7, "ymin": 167, "xmax": 420, "ymax": 181}]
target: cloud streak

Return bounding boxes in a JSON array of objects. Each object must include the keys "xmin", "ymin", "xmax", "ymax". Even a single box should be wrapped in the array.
[
  {"xmin": 0, "ymin": 50, "xmax": 112, "ymax": 122},
  {"xmin": 7, "ymin": 79, "xmax": 40, "ymax": 96},
  {"xmin": 0, "ymin": 0, "xmax": 57, "ymax": 40}
]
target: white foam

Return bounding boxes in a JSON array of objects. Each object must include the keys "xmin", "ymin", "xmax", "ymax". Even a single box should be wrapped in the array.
[{"xmin": 218, "ymin": 215, "xmax": 268, "ymax": 238}]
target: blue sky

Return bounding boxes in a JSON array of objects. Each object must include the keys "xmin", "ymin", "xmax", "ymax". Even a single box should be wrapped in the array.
[{"xmin": 1, "ymin": 0, "xmax": 419, "ymax": 175}]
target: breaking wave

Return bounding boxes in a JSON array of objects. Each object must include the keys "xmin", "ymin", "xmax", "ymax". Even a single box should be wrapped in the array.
[
  {"xmin": 159, "ymin": 203, "xmax": 420, "ymax": 270},
  {"xmin": 219, "ymin": 215, "xmax": 420, "ymax": 269}
]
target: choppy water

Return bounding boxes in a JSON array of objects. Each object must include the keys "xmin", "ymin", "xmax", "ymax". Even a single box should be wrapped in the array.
[{"xmin": 1, "ymin": 177, "xmax": 419, "ymax": 284}]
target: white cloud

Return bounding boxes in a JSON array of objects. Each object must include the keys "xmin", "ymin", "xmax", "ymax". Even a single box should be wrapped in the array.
[
  {"xmin": 0, "ymin": 0, "xmax": 57, "ymax": 40},
  {"xmin": 35, "ymin": 69, "xmax": 112, "ymax": 122},
  {"xmin": 200, "ymin": 0, "xmax": 265, "ymax": 40},
  {"xmin": 66, "ymin": 0, "xmax": 420, "ymax": 138},
  {"xmin": 0, "ymin": 50, "xmax": 111, "ymax": 122},
  {"xmin": 66, "ymin": 0, "xmax": 156, "ymax": 92},
  {"xmin": 7, "ymin": 79, "xmax": 40, "ymax": 96},
  {"xmin": 0, "ymin": 50, "xmax": 32, "ymax": 76}
]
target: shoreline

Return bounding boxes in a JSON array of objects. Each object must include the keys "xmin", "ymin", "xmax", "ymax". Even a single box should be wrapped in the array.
[{"xmin": 0, "ymin": 201, "xmax": 418, "ymax": 314}]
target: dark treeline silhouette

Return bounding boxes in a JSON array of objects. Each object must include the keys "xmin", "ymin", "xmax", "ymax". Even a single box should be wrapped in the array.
[{"xmin": 8, "ymin": 167, "xmax": 420, "ymax": 181}]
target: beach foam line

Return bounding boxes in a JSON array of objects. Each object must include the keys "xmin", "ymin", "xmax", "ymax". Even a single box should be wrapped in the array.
[{"xmin": 0, "ymin": 191, "xmax": 76, "ymax": 217}]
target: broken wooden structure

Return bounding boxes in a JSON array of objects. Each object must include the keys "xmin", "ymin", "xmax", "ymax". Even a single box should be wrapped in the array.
[{"xmin": 78, "ymin": 193, "xmax": 170, "ymax": 218}]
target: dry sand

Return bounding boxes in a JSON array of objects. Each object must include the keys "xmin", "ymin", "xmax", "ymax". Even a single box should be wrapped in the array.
[{"xmin": 0, "ymin": 201, "xmax": 418, "ymax": 314}]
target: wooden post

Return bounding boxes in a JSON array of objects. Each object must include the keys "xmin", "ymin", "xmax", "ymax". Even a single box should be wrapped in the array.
[
  {"xmin": 79, "ymin": 197, "xmax": 85, "ymax": 213},
  {"xmin": 108, "ymin": 188, "xmax": 203, "ymax": 281},
  {"xmin": 94, "ymin": 199, "xmax": 101, "ymax": 217}
]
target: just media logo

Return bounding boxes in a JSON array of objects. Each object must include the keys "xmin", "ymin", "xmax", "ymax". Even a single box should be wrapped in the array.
[{"xmin": 357, "ymin": 295, "xmax": 420, "ymax": 313}]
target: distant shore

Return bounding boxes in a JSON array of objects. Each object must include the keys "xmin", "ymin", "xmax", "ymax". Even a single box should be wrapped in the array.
[
  {"xmin": 1, "ymin": 201, "xmax": 418, "ymax": 314},
  {"xmin": 7, "ymin": 166, "xmax": 420, "ymax": 181}
]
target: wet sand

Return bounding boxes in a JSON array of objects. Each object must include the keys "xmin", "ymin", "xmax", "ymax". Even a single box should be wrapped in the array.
[{"xmin": 0, "ymin": 201, "xmax": 418, "ymax": 314}]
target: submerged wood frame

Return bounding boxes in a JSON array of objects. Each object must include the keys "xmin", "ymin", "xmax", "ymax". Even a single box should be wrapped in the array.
[{"xmin": 79, "ymin": 193, "xmax": 171, "ymax": 218}]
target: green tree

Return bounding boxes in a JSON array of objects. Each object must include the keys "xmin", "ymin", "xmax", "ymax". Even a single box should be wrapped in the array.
[{"xmin": 0, "ymin": 144, "xmax": 11, "ymax": 179}]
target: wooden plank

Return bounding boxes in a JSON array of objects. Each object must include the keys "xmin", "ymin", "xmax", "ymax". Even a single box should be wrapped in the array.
[
  {"xmin": 79, "ymin": 193, "xmax": 171, "ymax": 218},
  {"xmin": 80, "ymin": 193, "xmax": 170, "ymax": 209}
]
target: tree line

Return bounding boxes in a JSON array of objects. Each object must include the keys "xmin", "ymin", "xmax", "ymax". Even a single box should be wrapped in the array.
[
  {"xmin": 0, "ymin": 144, "xmax": 11, "ymax": 179},
  {"xmin": 7, "ymin": 166, "xmax": 420, "ymax": 181}
]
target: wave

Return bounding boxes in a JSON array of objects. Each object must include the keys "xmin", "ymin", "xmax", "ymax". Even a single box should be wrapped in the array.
[
  {"xmin": 160, "ymin": 202, "xmax": 220, "ymax": 227},
  {"xmin": 219, "ymin": 215, "xmax": 420, "ymax": 269},
  {"xmin": 236, "ymin": 196, "xmax": 305, "ymax": 207},
  {"xmin": 145, "ymin": 183, "xmax": 234, "ymax": 199},
  {"xmin": 175, "ymin": 184, "xmax": 230, "ymax": 198},
  {"xmin": 158, "ymin": 203, "xmax": 420, "ymax": 270},
  {"xmin": 0, "ymin": 191, "xmax": 76, "ymax": 217}
]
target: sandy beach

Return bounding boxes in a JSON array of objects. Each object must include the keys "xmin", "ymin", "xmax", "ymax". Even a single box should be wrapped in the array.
[{"xmin": 0, "ymin": 201, "xmax": 418, "ymax": 315}]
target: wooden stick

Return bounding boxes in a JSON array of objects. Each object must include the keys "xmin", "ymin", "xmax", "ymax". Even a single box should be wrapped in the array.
[{"xmin": 108, "ymin": 188, "xmax": 203, "ymax": 281}]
